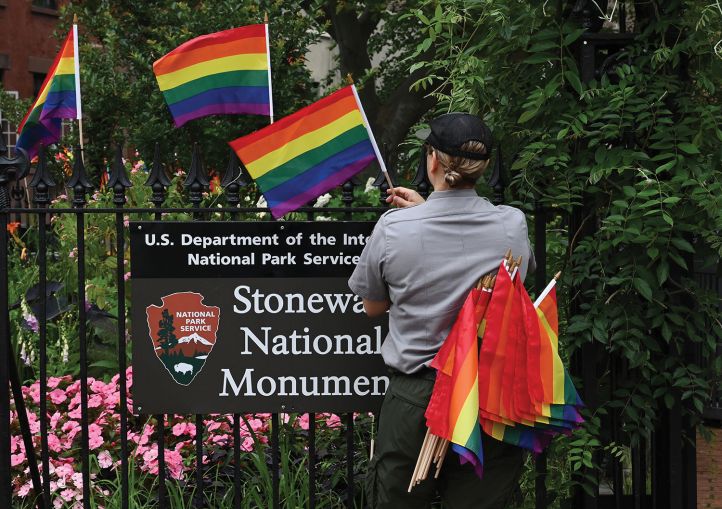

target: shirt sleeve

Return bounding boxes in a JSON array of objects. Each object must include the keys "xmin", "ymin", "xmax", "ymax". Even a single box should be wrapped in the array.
[{"xmin": 348, "ymin": 217, "xmax": 390, "ymax": 301}]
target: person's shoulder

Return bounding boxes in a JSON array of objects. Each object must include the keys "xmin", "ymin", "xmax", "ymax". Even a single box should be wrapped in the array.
[
  {"xmin": 492, "ymin": 204, "xmax": 528, "ymax": 228},
  {"xmin": 378, "ymin": 203, "xmax": 426, "ymax": 223}
]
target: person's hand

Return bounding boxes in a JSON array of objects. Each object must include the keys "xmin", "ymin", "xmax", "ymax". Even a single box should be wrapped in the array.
[{"xmin": 386, "ymin": 187, "xmax": 425, "ymax": 208}]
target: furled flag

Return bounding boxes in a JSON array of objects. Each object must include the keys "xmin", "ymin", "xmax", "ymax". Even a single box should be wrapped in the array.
[
  {"xmin": 16, "ymin": 23, "xmax": 82, "ymax": 160},
  {"xmin": 153, "ymin": 24, "xmax": 273, "ymax": 127},
  {"xmin": 229, "ymin": 85, "xmax": 382, "ymax": 219},
  {"xmin": 425, "ymin": 285, "xmax": 489, "ymax": 477}
]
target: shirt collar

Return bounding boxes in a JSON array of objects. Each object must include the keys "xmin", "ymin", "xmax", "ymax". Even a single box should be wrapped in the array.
[{"xmin": 426, "ymin": 188, "xmax": 481, "ymax": 201}]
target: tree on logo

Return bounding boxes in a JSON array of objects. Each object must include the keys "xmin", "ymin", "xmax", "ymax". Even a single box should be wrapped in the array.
[{"xmin": 157, "ymin": 308, "xmax": 178, "ymax": 356}]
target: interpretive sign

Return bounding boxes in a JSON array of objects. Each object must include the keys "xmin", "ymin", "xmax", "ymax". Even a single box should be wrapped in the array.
[{"xmin": 130, "ymin": 221, "xmax": 388, "ymax": 414}]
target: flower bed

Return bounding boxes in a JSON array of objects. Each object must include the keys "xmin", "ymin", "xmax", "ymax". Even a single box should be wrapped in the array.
[{"xmin": 11, "ymin": 367, "xmax": 358, "ymax": 508}]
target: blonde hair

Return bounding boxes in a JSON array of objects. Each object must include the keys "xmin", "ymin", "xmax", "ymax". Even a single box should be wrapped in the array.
[{"xmin": 428, "ymin": 141, "xmax": 490, "ymax": 187}]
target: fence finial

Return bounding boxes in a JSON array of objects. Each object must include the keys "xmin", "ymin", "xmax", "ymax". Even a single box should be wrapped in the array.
[
  {"xmin": 68, "ymin": 146, "xmax": 92, "ymax": 206},
  {"xmin": 28, "ymin": 148, "xmax": 55, "ymax": 206},
  {"xmin": 108, "ymin": 145, "xmax": 132, "ymax": 206},
  {"xmin": 145, "ymin": 143, "xmax": 170, "ymax": 209},
  {"xmin": 184, "ymin": 143, "xmax": 209, "ymax": 207}
]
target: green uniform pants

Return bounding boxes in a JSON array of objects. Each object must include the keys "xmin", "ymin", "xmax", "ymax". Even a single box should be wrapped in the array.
[{"xmin": 366, "ymin": 372, "xmax": 525, "ymax": 509}]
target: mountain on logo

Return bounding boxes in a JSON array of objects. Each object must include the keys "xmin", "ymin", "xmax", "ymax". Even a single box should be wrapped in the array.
[{"xmin": 178, "ymin": 333, "xmax": 214, "ymax": 346}]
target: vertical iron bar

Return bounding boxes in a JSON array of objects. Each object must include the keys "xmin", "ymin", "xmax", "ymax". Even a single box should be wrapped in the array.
[
  {"xmin": 195, "ymin": 414, "xmax": 204, "ymax": 508},
  {"xmin": 632, "ymin": 443, "xmax": 642, "ymax": 509},
  {"xmin": 611, "ymin": 358, "xmax": 623, "ymax": 508},
  {"xmin": 0, "ymin": 187, "xmax": 12, "ymax": 507},
  {"xmin": 534, "ymin": 201, "xmax": 547, "ymax": 509},
  {"xmin": 149, "ymin": 151, "xmax": 167, "ymax": 508},
  {"xmin": 345, "ymin": 413, "xmax": 354, "ymax": 508},
  {"xmin": 640, "ymin": 439, "xmax": 648, "ymax": 509},
  {"xmin": 272, "ymin": 412, "xmax": 279, "ymax": 509},
  {"xmin": 156, "ymin": 415, "xmax": 166, "ymax": 508},
  {"xmin": 76, "ymin": 209, "xmax": 91, "ymax": 508},
  {"xmin": 115, "ymin": 211, "xmax": 130, "ymax": 509},
  {"xmin": 233, "ymin": 414, "xmax": 241, "ymax": 509},
  {"xmin": 308, "ymin": 413, "xmax": 316, "ymax": 509},
  {"xmin": 39, "ymin": 206, "xmax": 51, "ymax": 508},
  {"xmin": 8, "ymin": 349, "xmax": 44, "ymax": 508}
]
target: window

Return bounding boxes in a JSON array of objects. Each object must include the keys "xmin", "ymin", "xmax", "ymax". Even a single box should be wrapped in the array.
[
  {"xmin": 32, "ymin": 73, "xmax": 46, "ymax": 97},
  {"xmin": 1, "ymin": 90, "xmax": 19, "ymax": 151},
  {"xmin": 32, "ymin": 0, "xmax": 57, "ymax": 9}
]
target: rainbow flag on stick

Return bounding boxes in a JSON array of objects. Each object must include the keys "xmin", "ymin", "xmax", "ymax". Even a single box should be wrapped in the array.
[
  {"xmin": 16, "ymin": 24, "xmax": 81, "ymax": 160},
  {"xmin": 229, "ymin": 85, "xmax": 382, "ymax": 219},
  {"xmin": 153, "ymin": 24, "xmax": 272, "ymax": 127}
]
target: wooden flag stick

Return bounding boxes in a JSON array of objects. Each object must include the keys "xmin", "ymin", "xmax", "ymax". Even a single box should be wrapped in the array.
[
  {"xmin": 533, "ymin": 271, "xmax": 561, "ymax": 308},
  {"xmin": 409, "ymin": 428, "xmax": 432, "ymax": 491},
  {"xmin": 349, "ymin": 81, "xmax": 394, "ymax": 193},
  {"xmin": 72, "ymin": 14, "xmax": 84, "ymax": 161},
  {"xmin": 264, "ymin": 12, "xmax": 274, "ymax": 124},
  {"xmin": 434, "ymin": 439, "xmax": 450, "ymax": 478}
]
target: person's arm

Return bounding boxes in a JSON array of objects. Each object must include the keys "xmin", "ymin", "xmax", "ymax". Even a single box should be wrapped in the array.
[
  {"xmin": 348, "ymin": 217, "xmax": 390, "ymax": 313},
  {"xmin": 362, "ymin": 298, "xmax": 390, "ymax": 317}
]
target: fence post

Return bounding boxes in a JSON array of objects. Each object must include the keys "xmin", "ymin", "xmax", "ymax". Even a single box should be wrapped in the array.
[
  {"xmin": 0, "ymin": 160, "xmax": 14, "ymax": 509},
  {"xmin": 0, "ymin": 143, "xmax": 29, "ymax": 507},
  {"xmin": 29, "ymin": 148, "xmax": 55, "ymax": 509},
  {"xmin": 68, "ymin": 147, "xmax": 93, "ymax": 508},
  {"xmin": 109, "ymin": 146, "xmax": 133, "ymax": 509}
]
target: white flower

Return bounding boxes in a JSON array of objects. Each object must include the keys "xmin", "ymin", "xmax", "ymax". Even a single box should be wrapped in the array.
[
  {"xmin": 98, "ymin": 450, "xmax": 113, "ymax": 469},
  {"xmin": 315, "ymin": 215, "xmax": 332, "ymax": 221},
  {"xmin": 314, "ymin": 193, "xmax": 331, "ymax": 208},
  {"xmin": 364, "ymin": 177, "xmax": 376, "ymax": 193}
]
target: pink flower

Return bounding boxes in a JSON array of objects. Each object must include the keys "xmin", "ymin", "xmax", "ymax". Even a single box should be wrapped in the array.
[
  {"xmin": 17, "ymin": 482, "xmax": 32, "ymax": 497},
  {"xmin": 11, "ymin": 452, "xmax": 25, "ymax": 467},
  {"xmin": 124, "ymin": 272, "xmax": 131, "ymax": 281},
  {"xmin": 165, "ymin": 449, "xmax": 184, "ymax": 480},
  {"xmin": 49, "ymin": 389, "xmax": 67, "ymax": 405},
  {"xmin": 241, "ymin": 436, "xmax": 254, "ymax": 451},
  {"xmin": 324, "ymin": 413, "xmax": 342, "ymax": 428},
  {"xmin": 297, "ymin": 413, "xmax": 310, "ymax": 430},
  {"xmin": 88, "ymin": 394, "xmax": 103, "ymax": 408},
  {"xmin": 88, "ymin": 434, "xmax": 104, "ymax": 450}
]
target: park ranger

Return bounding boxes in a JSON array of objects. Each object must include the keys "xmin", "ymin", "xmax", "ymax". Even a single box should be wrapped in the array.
[{"xmin": 349, "ymin": 113, "xmax": 535, "ymax": 508}]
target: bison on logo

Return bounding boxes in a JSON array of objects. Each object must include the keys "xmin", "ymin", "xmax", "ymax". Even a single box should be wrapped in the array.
[{"xmin": 146, "ymin": 292, "xmax": 220, "ymax": 386}]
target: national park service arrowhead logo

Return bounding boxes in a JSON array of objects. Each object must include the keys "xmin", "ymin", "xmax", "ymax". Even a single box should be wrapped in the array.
[{"xmin": 146, "ymin": 292, "xmax": 220, "ymax": 386}]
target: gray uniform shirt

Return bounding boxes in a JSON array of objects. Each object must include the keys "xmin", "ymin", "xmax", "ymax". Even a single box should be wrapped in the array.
[{"xmin": 348, "ymin": 188, "xmax": 535, "ymax": 374}]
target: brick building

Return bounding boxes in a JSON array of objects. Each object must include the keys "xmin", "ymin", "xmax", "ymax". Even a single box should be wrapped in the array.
[{"xmin": 0, "ymin": 0, "xmax": 63, "ymax": 145}]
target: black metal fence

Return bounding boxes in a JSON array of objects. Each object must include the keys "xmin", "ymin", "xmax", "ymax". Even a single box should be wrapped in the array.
[{"xmin": 1, "ymin": 137, "xmax": 709, "ymax": 509}]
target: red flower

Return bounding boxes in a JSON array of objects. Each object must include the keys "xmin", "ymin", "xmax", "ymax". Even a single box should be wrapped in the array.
[{"xmin": 6, "ymin": 222, "xmax": 20, "ymax": 235}]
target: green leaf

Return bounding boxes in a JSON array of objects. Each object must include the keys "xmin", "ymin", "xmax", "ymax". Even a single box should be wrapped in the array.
[
  {"xmin": 564, "ymin": 71, "xmax": 583, "ymax": 95},
  {"xmin": 677, "ymin": 143, "xmax": 700, "ymax": 155},
  {"xmin": 518, "ymin": 109, "xmax": 538, "ymax": 124},
  {"xmin": 664, "ymin": 393, "xmax": 675, "ymax": 409},
  {"xmin": 563, "ymin": 28, "xmax": 586, "ymax": 46},
  {"xmin": 657, "ymin": 260, "xmax": 669, "ymax": 284},
  {"xmin": 633, "ymin": 278, "xmax": 653, "ymax": 301},
  {"xmin": 670, "ymin": 238, "xmax": 695, "ymax": 253}
]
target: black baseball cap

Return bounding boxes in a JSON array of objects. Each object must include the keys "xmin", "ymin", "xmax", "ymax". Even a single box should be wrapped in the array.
[{"xmin": 415, "ymin": 113, "xmax": 492, "ymax": 160}]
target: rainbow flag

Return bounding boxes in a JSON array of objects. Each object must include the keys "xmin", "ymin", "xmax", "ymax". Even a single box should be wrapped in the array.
[
  {"xmin": 16, "ymin": 25, "xmax": 81, "ymax": 160},
  {"xmin": 153, "ymin": 24, "xmax": 272, "ymax": 127},
  {"xmin": 229, "ymin": 85, "xmax": 379, "ymax": 219},
  {"xmin": 426, "ymin": 288, "xmax": 488, "ymax": 477}
]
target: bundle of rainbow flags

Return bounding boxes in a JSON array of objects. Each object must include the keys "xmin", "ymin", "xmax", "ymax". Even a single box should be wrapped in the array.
[{"xmin": 416, "ymin": 254, "xmax": 584, "ymax": 482}]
